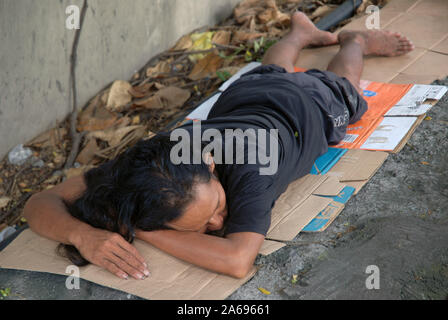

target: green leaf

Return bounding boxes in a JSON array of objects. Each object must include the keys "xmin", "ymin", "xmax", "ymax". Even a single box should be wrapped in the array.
[
  {"xmin": 264, "ymin": 39, "xmax": 277, "ymax": 51},
  {"xmin": 218, "ymin": 51, "xmax": 228, "ymax": 59},
  {"xmin": 216, "ymin": 70, "xmax": 231, "ymax": 82},
  {"xmin": 245, "ymin": 50, "xmax": 253, "ymax": 62},
  {"xmin": 254, "ymin": 40, "xmax": 260, "ymax": 53},
  {"xmin": 291, "ymin": 275, "xmax": 298, "ymax": 284},
  {"xmin": 0, "ymin": 288, "xmax": 10, "ymax": 297}
]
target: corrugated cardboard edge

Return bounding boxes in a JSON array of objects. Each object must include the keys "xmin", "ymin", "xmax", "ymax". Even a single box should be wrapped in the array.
[
  {"xmin": 265, "ymin": 195, "xmax": 333, "ymax": 242},
  {"xmin": 260, "ymin": 176, "xmax": 346, "ymax": 255},
  {"xmin": 259, "ymin": 239, "xmax": 286, "ymax": 256},
  {"xmin": 391, "ymin": 114, "xmax": 425, "ymax": 153},
  {"xmin": 268, "ymin": 174, "xmax": 328, "ymax": 231},
  {"xmin": 302, "ymin": 201, "xmax": 345, "ymax": 233},
  {"xmin": 312, "ymin": 176, "xmax": 346, "ymax": 196},
  {"xmin": 0, "ymin": 229, "xmax": 255, "ymax": 300},
  {"xmin": 390, "ymin": 98, "xmax": 439, "ymax": 154}
]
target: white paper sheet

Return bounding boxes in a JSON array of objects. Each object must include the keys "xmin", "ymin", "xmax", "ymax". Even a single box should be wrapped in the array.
[
  {"xmin": 186, "ymin": 92, "xmax": 222, "ymax": 120},
  {"xmin": 385, "ymin": 103, "xmax": 433, "ymax": 116},
  {"xmin": 426, "ymin": 85, "xmax": 448, "ymax": 100},
  {"xmin": 361, "ymin": 117, "xmax": 417, "ymax": 151},
  {"xmin": 395, "ymin": 85, "xmax": 447, "ymax": 106}
]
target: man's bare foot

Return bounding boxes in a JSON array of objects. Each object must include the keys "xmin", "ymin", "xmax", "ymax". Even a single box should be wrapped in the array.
[
  {"xmin": 338, "ymin": 30, "xmax": 415, "ymax": 56},
  {"xmin": 290, "ymin": 11, "xmax": 338, "ymax": 47}
]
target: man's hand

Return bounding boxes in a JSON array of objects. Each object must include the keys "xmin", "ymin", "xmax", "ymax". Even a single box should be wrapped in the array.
[
  {"xmin": 72, "ymin": 226, "xmax": 150, "ymax": 280},
  {"xmin": 24, "ymin": 175, "xmax": 150, "ymax": 281}
]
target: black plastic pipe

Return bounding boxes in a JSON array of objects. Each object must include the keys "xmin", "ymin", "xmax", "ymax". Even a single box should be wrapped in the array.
[{"xmin": 315, "ymin": 0, "xmax": 363, "ymax": 31}]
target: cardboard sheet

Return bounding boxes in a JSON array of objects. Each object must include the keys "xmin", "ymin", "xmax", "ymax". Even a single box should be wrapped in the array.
[
  {"xmin": 266, "ymin": 195, "xmax": 334, "ymax": 242},
  {"xmin": 0, "ymin": 229, "xmax": 256, "ymax": 300},
  {"xmin": 310, "ymin": 148, "xmax": 348, "ymax": 175},
  {"xmin": 260, "ymin": 175, "xmax": 347, "ymax": 255},
  {"xmin": 327, "ymin": 149, "xmax": 389, "ymax": 194},
  {"xmin": 303, "ymin": 186, "xmax": 356, "ymax": 232}
]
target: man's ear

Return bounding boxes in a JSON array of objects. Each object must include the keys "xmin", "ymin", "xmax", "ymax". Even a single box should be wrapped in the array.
[{"xmin": 203, "ymin": 152, "xmax": 215, "ymax": 173}]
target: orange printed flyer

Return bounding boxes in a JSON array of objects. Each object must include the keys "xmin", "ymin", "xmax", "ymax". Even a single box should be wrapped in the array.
[
  {"xmin": 335, "ymin": 81, "xmax": 412, "ymax": 150},
  {"xmin": 294, "ymin": 66, "xmax": 414, "ymax": 151}
]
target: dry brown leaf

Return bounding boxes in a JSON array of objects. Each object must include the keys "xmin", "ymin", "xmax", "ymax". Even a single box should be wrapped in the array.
[
  {"xmin": 129, "ymin": 82, "xmax": 166, "ymax": 100},
  {"xmin": 88, "ymin": 125, "xmax": 144, "ymax": 147},
  {"xmin": 132, "ymin": 115, "xmax": 140, "ymax": 125},
  {"xmin": 271, "ymin": 11, "xmax": 291, "ymax": 27},
  {"xmin": 257, "ymin": 7, "xmax": 276, "ymax": 24},
  {"xmin": 268, "ymin": 26, "xmax": 286, "ymax": 37},
  {"xmin": 212, "ymin": 30, "xmax": 231, "ymax": 46},
  {"xmin": 134, "ymin": 86, "xmax": 191, "ymax": 110},
  {"xmin": 114, "ymin": 117, "xmax": 132, "ymax": 129},
  {"xmin": 357, "ymin": 0, "xmax": 377, "ymax": 15},
  {"xmin": 234, "ymin": 0, "xmax": 265, "ymax": 25},
  {"xmin": 232, "ymin": 31, "xmax": 266, "ymax": 44},
  {"xmin": 234, "ymin": 0, "xmax": 290, "ymax": 28},
  {"xmin": 146, "ymin": 59, "xmax": 172, "ymax": 78},
  {"xmin": 188, "ymin": 52, "xmax": 224, "ymax": 80},
  {"xmin": 249, "ymin": 17, "xmax": 257, "ymax": 32},
  {"xmin": 172, "ymin": 34, "xmax": 193, "ymax": 51},
  {"xmin": 100, "ymin": 90, "xmax": 109, "ymax": 105},
  {"xmin": 26, "ymin": 128, "xmax": 67, "ymax": 149},
  {"xmin": 146, "ymin": 131, "xmax": 156, "ymax": 140},
  {"xmin": 106, "ymin": 80, "xmax": 133, "ymax": 112},
  {"xmin": 76, "ymin": 138, "xmax": 99, "ymax": 165},
  {"xmin": 128, "ymin": 86, "xmax": 149, "ymax": 99},
  {"xmin": 77, "ymin": 98, "xmax": 118, "ymax": 132},
  {"xmin": 0, "ymin": 197, "xmax": 12, "ymax": 210},
  {"xmin": 134, "ymin": 95, "xmax": 164, "ymax": 109},
  {"xmin": 310, "ymin": 5, "xmax": 335, "ymax": 20}
]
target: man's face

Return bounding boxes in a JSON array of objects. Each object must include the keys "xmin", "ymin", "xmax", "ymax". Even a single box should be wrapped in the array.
[{"xmin": 165, "ymin": 174, "xmax": 228, "ymax": 234}]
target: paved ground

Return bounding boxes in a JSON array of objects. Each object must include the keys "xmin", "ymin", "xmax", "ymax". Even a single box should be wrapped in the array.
[{"xmin": 0, "ymin": 77, "xmax": 447, "ymax": 300}]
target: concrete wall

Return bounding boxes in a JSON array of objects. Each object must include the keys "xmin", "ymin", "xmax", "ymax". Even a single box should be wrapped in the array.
[{"xmin": 0, "ymin": 0, "xmax": 240, "ymax": 159}]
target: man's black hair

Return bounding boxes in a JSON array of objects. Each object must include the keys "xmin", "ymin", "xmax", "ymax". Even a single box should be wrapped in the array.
[{"xmin": 58, "ymin": 133, "xmax": 212, "ymax": 266}]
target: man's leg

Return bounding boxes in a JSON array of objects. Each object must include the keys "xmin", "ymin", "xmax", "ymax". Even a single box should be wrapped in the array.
[
  {"xmin": 262, "ymin": 12, "xmax": 338, "ymax": 72},
  {"xmin": 327, "ymin": 30, "xmax": 415, "ymax": 93}
]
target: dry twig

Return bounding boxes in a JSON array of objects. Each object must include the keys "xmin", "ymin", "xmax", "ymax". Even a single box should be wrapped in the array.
[{"xmin": 64, "ymin": 0, "xmax": 89, "ymax": 170}]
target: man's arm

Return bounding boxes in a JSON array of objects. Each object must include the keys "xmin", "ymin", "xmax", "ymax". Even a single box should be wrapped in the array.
[
  {"xmin": 136, "ymin": 229, "xmax": 264, "ymax": 279},
  {"xmin": 23, "ymin": 176, "xmax": 149, "ymax": 280}
]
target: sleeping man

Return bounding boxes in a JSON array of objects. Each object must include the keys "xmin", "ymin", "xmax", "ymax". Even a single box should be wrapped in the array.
[{"xmin": 24, "ymin": 12, "xmax": 414, "ymax": 280}]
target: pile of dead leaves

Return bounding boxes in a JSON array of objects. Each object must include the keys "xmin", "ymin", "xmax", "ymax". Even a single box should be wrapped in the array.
[{"xmin": 0, "ymin": 0, "xmax": 387, "ymax": 228}]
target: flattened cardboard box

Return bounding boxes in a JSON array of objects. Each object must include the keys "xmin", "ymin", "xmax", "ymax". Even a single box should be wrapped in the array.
[
  {"xmin": 327, "ymin": 149, "xmax": 389, "ymax": 194},
  {"xmin": 0, "ymin": 229, "xmax": 256, "ymax": 300}
]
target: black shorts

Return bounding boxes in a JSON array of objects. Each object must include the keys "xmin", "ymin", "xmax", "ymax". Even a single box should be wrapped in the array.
[{"xmin": 280, "ymin": 68, "xmax": 368, "ymax": 144}]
